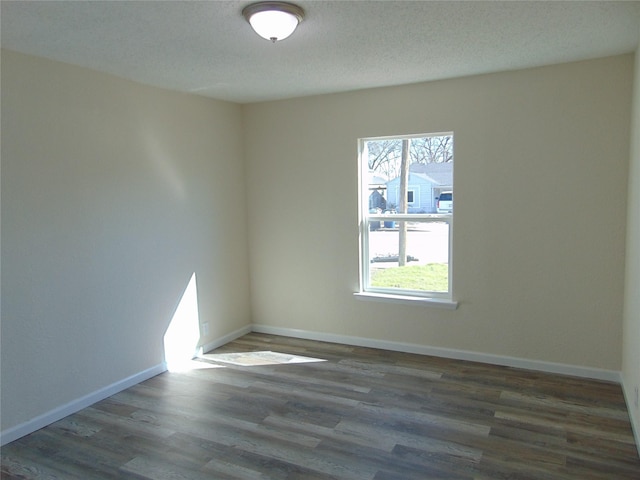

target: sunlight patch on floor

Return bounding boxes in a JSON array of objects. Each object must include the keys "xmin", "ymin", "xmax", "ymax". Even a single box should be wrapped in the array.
[
  {"xmin": 200, "ymin": 351, "xmax": 326, "ymax": 367},
  {"xmin": 171, "ymin": 359, "xmax": 226, "ymax": 371}
]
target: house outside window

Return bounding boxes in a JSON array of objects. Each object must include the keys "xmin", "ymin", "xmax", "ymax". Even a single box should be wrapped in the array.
[{"xmin": 358, "ymin": 133, "xmax": 454, "ymax": 302}]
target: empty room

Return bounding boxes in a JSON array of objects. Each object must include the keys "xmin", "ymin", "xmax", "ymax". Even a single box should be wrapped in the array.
[{"xmin": 2, "ymin": 1, "xmax": 640, "ymax": 478}]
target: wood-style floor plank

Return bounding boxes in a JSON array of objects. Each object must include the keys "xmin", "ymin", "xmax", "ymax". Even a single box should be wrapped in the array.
[{"xmin": 2, "ymin": 333, "xmax": 639, "ymax": 479}]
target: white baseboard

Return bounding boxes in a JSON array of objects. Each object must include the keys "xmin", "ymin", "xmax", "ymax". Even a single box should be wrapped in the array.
[
  {"xmin": 251, "ymin": 324, "xmax": 622, "ymax": 383},
  {"xmin": 199, "ymin": 324, "xmax": 252, "ymax": 354},
  {"xmin": 1, "ymin": 325, "xmax": 254, "ymax": 446},
  {"xmin": 1, "ymin": 323, "xmax": 626, "ymax": 449},
  {"xmin": 620, "ymin": 377, "xmax": 640, "ymax": 458},
  {"xmin": 0, "ymin": 363, "xmax": 166, "ymax": 447}
]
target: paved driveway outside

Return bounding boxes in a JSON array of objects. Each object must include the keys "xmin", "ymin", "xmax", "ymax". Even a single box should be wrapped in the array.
[{"xmin": 368, "ymin": 221, "xmax": 449, "ymax": 266}]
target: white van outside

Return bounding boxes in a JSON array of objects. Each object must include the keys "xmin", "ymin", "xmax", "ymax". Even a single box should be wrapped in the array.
[{"xmin": 437, "ymin": 191, "xmax": 453, "ymax": 213}]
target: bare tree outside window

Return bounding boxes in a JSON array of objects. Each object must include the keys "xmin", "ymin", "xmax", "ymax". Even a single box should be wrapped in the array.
[{"xmin": 367, "ymin": 136, "xmax": 453, "ymax": 180}]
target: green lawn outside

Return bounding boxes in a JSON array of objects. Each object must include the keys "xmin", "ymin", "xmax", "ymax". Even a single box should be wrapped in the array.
[{"xmin": 370, "ymin": 263, "xmax": 448, "ymax": 292}]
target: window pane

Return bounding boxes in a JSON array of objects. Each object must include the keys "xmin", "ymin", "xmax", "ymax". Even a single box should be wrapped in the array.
[
  {"xmin": 360, "ymin": 133, "xmax": 453, "ymax": 299},
  {"xmin": 367, "ymin": 221, "xmax": 449, "ymax": 293}
]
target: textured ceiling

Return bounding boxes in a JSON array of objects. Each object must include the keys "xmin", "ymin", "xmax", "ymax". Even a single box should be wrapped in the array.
[{"xmin": 2, "ymin": 1, "xmax": 639, "ymax": 104}]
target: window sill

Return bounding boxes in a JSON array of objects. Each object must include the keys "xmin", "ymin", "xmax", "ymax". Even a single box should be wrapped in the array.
[{"xmin": 353, "ymin": 292, "xmax": 458, "ymax": 309}]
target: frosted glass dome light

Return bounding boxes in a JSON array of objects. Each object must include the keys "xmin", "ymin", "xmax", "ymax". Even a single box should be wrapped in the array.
[{"xmin": 243, "ymin": 2, "xmax": 304, "ymax": 42}]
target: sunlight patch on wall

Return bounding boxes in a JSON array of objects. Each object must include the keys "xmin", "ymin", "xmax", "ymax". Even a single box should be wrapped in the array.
[{"xmin": 163, "ymin": 273, "xmax": 202, "ymax": 372}]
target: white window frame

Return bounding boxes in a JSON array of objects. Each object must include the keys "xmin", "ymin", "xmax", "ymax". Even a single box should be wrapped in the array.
[{"xmin": 356, "ymin": 133, "xmax": 456, "ymax": 308}]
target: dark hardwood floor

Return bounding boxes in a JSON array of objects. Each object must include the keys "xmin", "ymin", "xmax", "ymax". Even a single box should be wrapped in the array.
[{"xmin": 2, "ymin": 333, "xmax": 639, "ymax": 479}]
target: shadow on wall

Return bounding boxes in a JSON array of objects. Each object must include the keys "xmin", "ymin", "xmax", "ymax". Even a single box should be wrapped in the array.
[{"xmin": 163, "ymin": 273, "xmax": 202, "ymax": 371}]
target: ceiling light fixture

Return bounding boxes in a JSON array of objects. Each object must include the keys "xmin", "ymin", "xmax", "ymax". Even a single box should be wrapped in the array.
[{"xmin": 242, "ymin": 1, "xmax": 304, "ymax": 43}]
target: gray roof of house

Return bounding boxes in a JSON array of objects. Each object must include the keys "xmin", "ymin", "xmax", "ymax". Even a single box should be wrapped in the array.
[
  {"xmin": 409, "ymin": 162, "xmax": 453, "ymax": 186},
  {"xmin": 367, "ymin": 172, "xmax": 388, "ymax": 189},
  {"xmin": 386, "ymin": 172, "xmax": 441, "ymax": 186}
]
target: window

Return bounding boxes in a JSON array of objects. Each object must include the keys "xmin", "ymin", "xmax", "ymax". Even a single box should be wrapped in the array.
[{"xmin": 357, "ymin": 133, "xmax": 454, "ymax": 304}]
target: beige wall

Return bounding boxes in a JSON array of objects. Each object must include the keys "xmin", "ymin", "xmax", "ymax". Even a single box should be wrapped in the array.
[
  {"xmin": 1, "ymin": 51, "xmax": 251, "ymax": 431},
  {"xmin": 244, "ymin": 55, "xmax": 632, "ymax": 371},
  {"xmin": 623, "ymin": 29, "xmax": 640, "ymax": 444},
  {"xmin": 2, "ymin": 49, "xmax": 635, "ymax": 440}
]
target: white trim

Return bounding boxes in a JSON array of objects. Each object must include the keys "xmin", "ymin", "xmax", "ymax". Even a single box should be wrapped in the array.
[
  {"xmin": 198, "ymin": 324, "xmax": 252, "ymax": 355},
  {"xmin": 1, "ymin": 324, "xmax": 625, "ymax": 448},
  {"xmin": 0, "ymin": 363, "xmax": 166, "ymax": 446},
  {"xmin": 620, "ymin": 375, "xmax": 640, "ymax": 458},
  {"xmin": 353, "ymin": 291, "xmax": 458, "ymax": 309},
  {"xmin": 0, "ymin": 325, "xmax": 253, "ymax": 446},
  {"xmin": 250, "ymin": 324, "xmax": 621, "ymax": 383}
]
